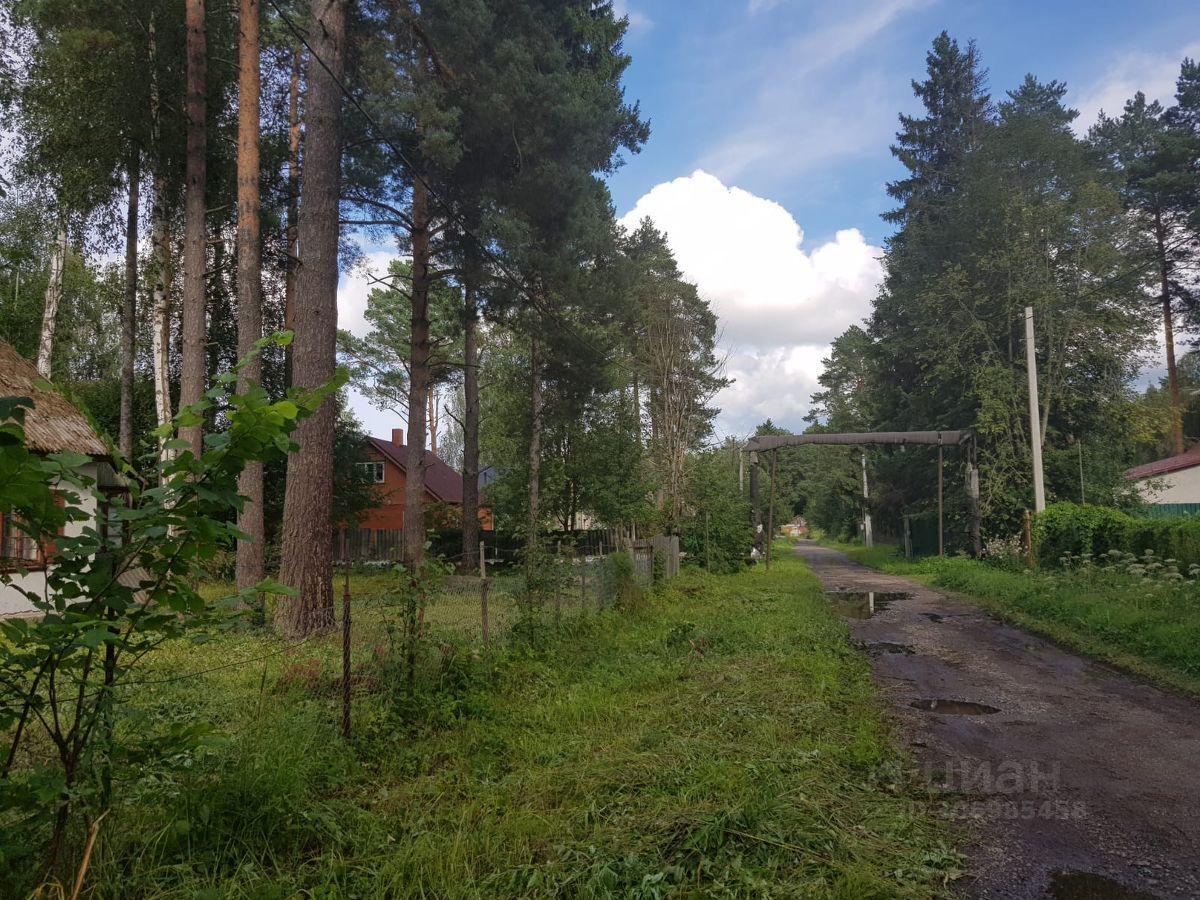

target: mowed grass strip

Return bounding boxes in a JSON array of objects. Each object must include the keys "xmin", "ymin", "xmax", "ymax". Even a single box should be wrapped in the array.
[
  {"xmin": 838, "ymin": 544, "xmax": 1200, "ymax": 697},
  {"xmin": 88, "ymin": 553, "xmax": 958, "ymax": 898}
]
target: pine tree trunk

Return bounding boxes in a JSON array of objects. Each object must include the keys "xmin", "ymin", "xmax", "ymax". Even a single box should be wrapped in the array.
[
  {"xmin": 179, "ymin": 0, "xmax": 208, "ymax": 459},
  {"xmin": 1157, "ymin": 211, "xmax": 1184, "ymax": 455},
  {"xmin": 36, "ymin": 227, "xmax": 66, "ymax": 380},
  {"xmin": 460, "ymin": 287, "xmax": 480, "ymax": 572},
  {"xmin": 235, "ymin": 0, "xmax": 264, "ymax": 592},
  {"xmin": 403, "ymin": 176, "xmax": 431, "ymax": 569},
  {"xmin": 277, "ymin": 0, "xmax": 346, "ymax": 639},
  {"xmin": 526, "ymin": 335, "xmax": 543, "ymax": 561},
  {"xmin": 284, "ymin": 46, "xmax": 301, "ymax": 388},
  {"xmin": 119, "ymin": 158, "xmax": 139, "ymax": 461}
]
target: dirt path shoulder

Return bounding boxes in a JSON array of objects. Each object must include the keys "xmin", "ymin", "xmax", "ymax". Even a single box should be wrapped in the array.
[{"xmin": 794, "ymin": 540, "xmax": 1200, "ymax": 899}]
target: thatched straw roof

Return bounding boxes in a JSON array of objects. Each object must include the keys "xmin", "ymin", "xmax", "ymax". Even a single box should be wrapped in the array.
[{"xmin": 0, "ymin": 340, "xmax": 108, "ymax": 457}]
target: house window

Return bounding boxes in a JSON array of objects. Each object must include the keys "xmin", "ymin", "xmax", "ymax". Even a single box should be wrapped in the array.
[
  {"xmin": 0, "ymin": 512, "xmax": 44, "ymax": 571},
  {"xmin": 356, "ymin": 461, "xmax": 385, "ymax": 484}
]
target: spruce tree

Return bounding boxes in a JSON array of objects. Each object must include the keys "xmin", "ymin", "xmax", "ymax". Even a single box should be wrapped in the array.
[{"xmin": 884, "ymin": 31, "xmax": 991, "ymax": 227}]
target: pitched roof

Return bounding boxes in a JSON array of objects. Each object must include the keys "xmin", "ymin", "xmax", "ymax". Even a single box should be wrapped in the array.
[
  {"xmin": 0, "ymin": 341, "xmax": 108, "ymax": 457},
  {"xmin": 1125, "ymin": 444, "xmax": 1200, "ymax": 481},
  {"xmin": 367, "ymin": 436, "xmax": 464, "ymax": 504}
]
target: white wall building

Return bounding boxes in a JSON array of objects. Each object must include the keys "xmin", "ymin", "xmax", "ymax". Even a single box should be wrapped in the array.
[
  {"xmin": 1125, "ymin": 445, "xmax": 1200, "ymax": 518},
  {"xmin": 1, "ymin": 341, "xmax": 115, "ymax": 617}
]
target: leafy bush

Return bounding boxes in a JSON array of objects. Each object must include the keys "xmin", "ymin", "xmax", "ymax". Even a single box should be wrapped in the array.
[
  {"xmin": 680, "ymin": 450, "xmax": 752, "ymax": 574},
  {"xmin": 1034, "ymin": 502, "xmax": 1200, "ymax": 570},
  {"xmin": 601, "ymin": 550, "xmax": 644, "ymax": 610},
  {"xmin": 0, "ymin": 334, "xmax": 337, "ymax": 885}
]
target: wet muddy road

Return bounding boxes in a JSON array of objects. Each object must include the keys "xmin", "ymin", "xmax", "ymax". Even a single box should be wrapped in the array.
[{"xmin": 794, "ymin": 541, "xmax": 1200, "ymax": 899}]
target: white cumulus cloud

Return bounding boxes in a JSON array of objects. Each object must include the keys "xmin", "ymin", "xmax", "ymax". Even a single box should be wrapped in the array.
[
  {"xmin": 618, "ymin": 170, "xmax": 883, "ymax": 437},
  {"xmin": 337, "ymin": 249, "xmax": 403, "ymax": 338},
  {"xmin": 1072, "ymin": 40, "xmax": 1200, "ymax": 131},
  {"xmin": 337, "ymin": 248, "xmax": 412, "ymax": 439}
]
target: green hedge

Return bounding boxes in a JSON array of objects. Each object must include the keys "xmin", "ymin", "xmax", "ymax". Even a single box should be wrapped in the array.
[{"xmin": 1034, "ymin": 502, "xmax": 1200, "ymax": 568}]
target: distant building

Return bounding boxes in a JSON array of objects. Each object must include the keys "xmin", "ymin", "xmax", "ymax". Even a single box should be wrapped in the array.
[
  {"xmin": 1, "ymin": 341, "xmax": 124, "ymax": 617},
  {"xmin": 1125, "ymin": 446, "xmax": 1200, "ymax": 517},
  {"xmin": 780, "ymin": 516, "xmax": 809, "ymax": 538},
  {"xmin": 346, "ymin": 428, "xmax": 492, "ymax": 558}
]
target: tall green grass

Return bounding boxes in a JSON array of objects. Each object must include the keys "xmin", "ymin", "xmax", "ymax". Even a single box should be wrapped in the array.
[{"xmin": 65, "ymin": 555, "xmax": 961, "ymax": 897}]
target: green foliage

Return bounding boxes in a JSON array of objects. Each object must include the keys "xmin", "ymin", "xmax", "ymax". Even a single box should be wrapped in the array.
[
  {"xmin": 1033, "ymin": 501, "xmax": 1200, "ymax": 571},
  {"xmin": 61, "ymin": 552, "xmax": 958, "ymax": 896},
  {"xmin": 599, "ymin": 550, "xmax": 644, "ymax": 611},
  {"xmin": 331, "ymin": 400, "xmax": 376, "ymax": 530},
  {"xmin": 885, "ymin": 31, "xmax": 991, "ymax": 226},
  {"xmin": 337, "ymin": 260, "xmax": 465, "ymax": 419},
  {"xmin": 680, "ymin": 448, "xmax": 752, "ymax": 574},
  {"xmin": 376, "ymin": 554, "xmax": 456, "ymax": 693},
  {"xmin": 0, "ymin": 335, "xmax": 340, "ymax": 884},
  {"xmin": 509, "ymin": 544, "xmax": 576, "ymax": 646},
  {"xmin": 818, "ymin": 36, "xmax": 1177, "ymax": 542}
]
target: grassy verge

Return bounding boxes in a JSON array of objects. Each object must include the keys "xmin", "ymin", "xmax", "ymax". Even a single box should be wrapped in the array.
[
  {"xmin": 828, "ymin": 542, "xmax": 1200, "ymax": 697},
  {"xmin": 60, "ymin": 552, "xmax": 961, "ymax": 897}
]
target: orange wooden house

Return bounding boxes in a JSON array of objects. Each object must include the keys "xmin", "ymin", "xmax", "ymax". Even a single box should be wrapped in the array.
[{"xmin": 345, "ymin": 428, "xmax": 491, "ymax": 559}]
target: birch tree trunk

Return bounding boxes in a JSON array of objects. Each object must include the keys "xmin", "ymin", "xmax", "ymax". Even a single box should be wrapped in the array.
[
  {"xmin": 277, "ymin": 0, "xmax": 346, "ymax": 638},
  {"xmin": 235, "ymin": 0, "xmax": 264, "ymax": 592},
  {"xmin": 119, "ymin": 158, "xmax": 139, "ymax": 461},
  {"xmin": 148, "ymin": 9, "xmax": 174, "ymax": 472},
  {"xmin": 402, "ymin": 176, "xmax": 431, "ymax": 569},
  {"xmin": 179, "ymin": 0, "xmax": 208, "ymax": 458},
  {"xmin": 36, "ymin": 227, "xmax": 67, "ymax": 380},
  {"xmin": 459, "ymin": 287, "xmax": 480, "ymax": 572},
  {"xmin": 150, "ymin": 179, "xmax": 174, "ymax": 468}
]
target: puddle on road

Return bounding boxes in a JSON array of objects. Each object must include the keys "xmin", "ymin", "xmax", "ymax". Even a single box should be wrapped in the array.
[
  {"xmin": 910, "ymin": 698, "xmax": 1001, "ymax": 715},
  {"xmin": 922, "ymin": 613, "xmax": 946, "ymax": 623},
  {"xmin": 825, "ymin": 591, "xmax": 910, "ymax": 619},
  {"xmin": 860, "ymin": 641, "xmax": 915, "ymax": 656},
  {"xmin": 1046, "ymin": 870, "xmax": 1159, "ymax": 899}
]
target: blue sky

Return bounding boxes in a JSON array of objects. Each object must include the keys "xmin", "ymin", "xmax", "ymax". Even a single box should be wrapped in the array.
[
  {"xmin": 341, "ymin": 0, "xmax": 1200, "ymax": 442},
  {"xmin": 608, "ymin": 0, "xmax": 1200, "ymax": 247}
]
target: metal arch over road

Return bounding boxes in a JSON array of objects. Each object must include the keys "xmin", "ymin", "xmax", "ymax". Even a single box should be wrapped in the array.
[
  {"xmin": 747, "ymin": 429, "xmax": 980, "ymax": 567},
  {"xmin": 746, "ymin": 430, "xmax": 972, "ymax": 452}
]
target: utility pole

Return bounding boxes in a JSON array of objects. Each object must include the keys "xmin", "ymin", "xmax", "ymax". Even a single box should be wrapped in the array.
[
  {"xmin": 967, "ymin": 439, "xmax": 982, "ymax": 557},
  {"xmin": 766, "ymin": 450, "xmax": 777, "ymax": 570},
  {"xmin": 860, "ymin": 449, "xmax": 873, "ymax": 548},
  {"xmin": 937, "ymin": 439, "xmax": 944, "ymax": 556},
  {"xmin": 1025, "ymin": 306, "xmax": 1046, "ymax": 513}
]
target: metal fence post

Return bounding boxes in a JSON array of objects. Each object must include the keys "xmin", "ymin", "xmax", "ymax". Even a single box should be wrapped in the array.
[
  {"xmin": 937, "ymin": 438, "xmax": 945, "ymax": 557},
  {"xmin": 341, "ymin": 532, "xmax": 351, "ymax": 740}
]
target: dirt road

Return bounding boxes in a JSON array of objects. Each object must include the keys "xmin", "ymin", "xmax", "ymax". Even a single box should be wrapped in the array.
[{"xmin": 793, "ymin": 541, "xmax": 1200, "ymax": 899}]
